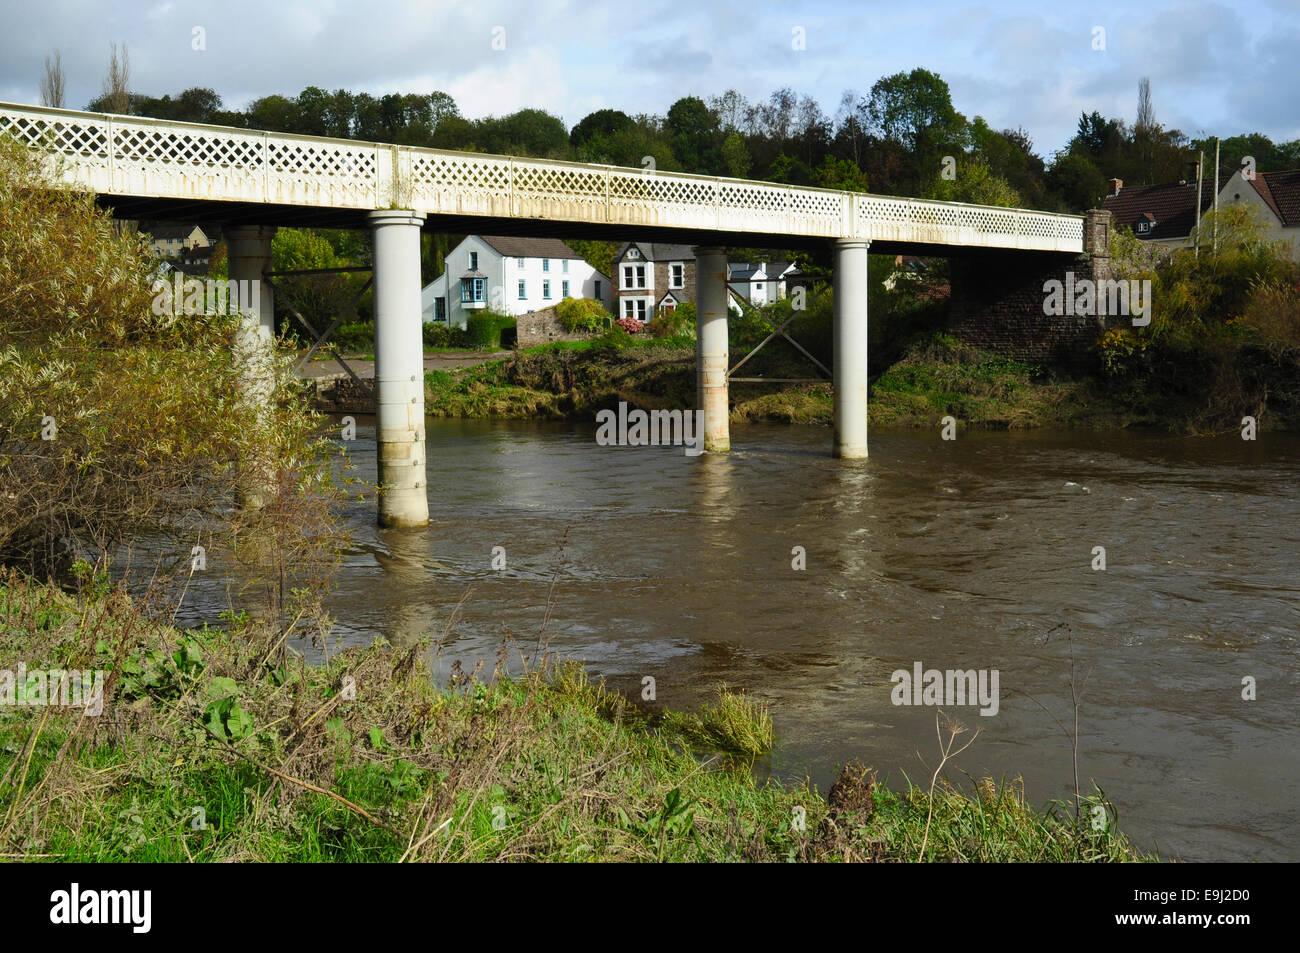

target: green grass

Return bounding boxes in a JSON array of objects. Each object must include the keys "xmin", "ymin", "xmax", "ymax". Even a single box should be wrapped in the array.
[{"xmin": 0, "ymin": 576, "xmax": 1151, "ymax": 862}]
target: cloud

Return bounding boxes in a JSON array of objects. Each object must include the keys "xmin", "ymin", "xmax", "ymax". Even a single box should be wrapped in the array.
[{"xmin": 0, "ymin": 0, "xmax": 1296, "ymax": 155}]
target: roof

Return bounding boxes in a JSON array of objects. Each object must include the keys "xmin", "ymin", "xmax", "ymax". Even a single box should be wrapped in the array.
[
  {"xmin": 148, "ymin": 224, "xmax": 205, "ymax": 241},
  {"xmin": 1102, "ymin": 181, "xmax": 1215, "ymax": 241},
  {"xmin": 1244, "ymin": 170, "xmax": 1300, "ymax": 227},
  {"xmin": 477, "ymin": 235, "xmax": 583, "ymax": 260},
  {"xmin": 614, "ymin": 242, "xmax": 696, "ymax": 263},
  {"xmin": 729, "ymin": 263, "xmax": 760, "ymax": 280}
]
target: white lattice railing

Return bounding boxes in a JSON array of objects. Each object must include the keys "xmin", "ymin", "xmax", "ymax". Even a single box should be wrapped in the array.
[{"xmin": 0, "ymin": 102, "xmax": 1084, "ymax": 252}]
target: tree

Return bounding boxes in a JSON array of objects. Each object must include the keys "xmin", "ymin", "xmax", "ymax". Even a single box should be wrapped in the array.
[
  {"xmin": 570, "ymin": 109, "xmax": 633, "ymax": 147},
  {"xmin": 709, "ymin": 89, "xmax": 751, "ymax": 134},
  {"xmin": 100, "ymin": 42, "xmax": 130, "ymax": 114},
  {"xmin": 721, "ymin": 131, "xmax": 752, "ymax": 178},
  {"xmin": 1046, "ymin": 153, "xmax": 1109, "ymax": 211},
  {"xmin": 865, "ymin": 68, "xmax": 964, "ymax": 157},
  {"xmin": 39, "ymin": 51, "xmax": 65, "ymax": 109},
  {"xmin": 813, "ymin": 155, "xmax": 869, "ymax": 192},
  {"xmin": 665, "ymin": 95, "xmax": 722, "ymax": 173},
  {"xmin": 924, "ymin": 156, "xmax": 1021, "ymax": 207}
]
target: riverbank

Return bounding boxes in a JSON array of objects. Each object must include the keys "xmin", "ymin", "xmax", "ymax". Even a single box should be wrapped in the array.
[
  {"xmin": 0, "ymin": 576, "xmax": 1146, "ymax": 862},
  {"xmin": 408, "ymin": 336, "xmax": 1132, "ymax": 431},
  {"xmin": 384, "ymin": 331, "xmax": 1298, "ymax": 434}
]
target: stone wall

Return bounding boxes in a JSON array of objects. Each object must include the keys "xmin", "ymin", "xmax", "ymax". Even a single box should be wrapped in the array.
[
  {"xmin": 516, "ymin": 305, "xmax": 595, "ymax": 348},
  {"xmin": 945, "ymin": 210, "xmax": 1116, "ymax": 371}
]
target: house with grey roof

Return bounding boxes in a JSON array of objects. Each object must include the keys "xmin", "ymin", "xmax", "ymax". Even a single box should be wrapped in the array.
[{"xmin": 422, "ymin": 235, "xmax": 611, "ymax": 327}]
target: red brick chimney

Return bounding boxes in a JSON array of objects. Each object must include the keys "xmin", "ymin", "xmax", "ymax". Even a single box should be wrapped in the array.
[{"xmin": 1108, "ymin": 178, "xmax": 1123, "ymax": 197}]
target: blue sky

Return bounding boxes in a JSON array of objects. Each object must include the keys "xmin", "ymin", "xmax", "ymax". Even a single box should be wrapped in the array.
[{"xmin": 2, "ymin": 0, "xmax": 1298, "ymax": 157}]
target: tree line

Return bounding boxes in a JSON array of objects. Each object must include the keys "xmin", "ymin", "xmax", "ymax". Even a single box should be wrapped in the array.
[{"xmin": 37, "ymin": 45, "xmax": 1300, "ymax": 216}]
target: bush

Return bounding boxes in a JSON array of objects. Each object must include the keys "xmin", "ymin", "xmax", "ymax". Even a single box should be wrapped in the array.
[
  {"xmin": 614, "ymin": 316, "xmax": 645, "ymax": 334},
  {"xmin": 0, "ymin": 134, "xmax": 341, "ymax": 583},
  {"xmin": 331, "ymin": 320, "xmax": 373, "ymax": 351},
  {"xmin": 556, "ymin": 296, "xmax": 609, "ymax": 334},
  {"xmin": 648, "ymin": 301, "xmax": 696, "ymax": 339},
  {"xmin": 423, "ymin": 322, "xmax": 473, "ymax": 349},
  {"xmin": 465, "ymin": 310, "xmax": 517, "ymax": 348}
]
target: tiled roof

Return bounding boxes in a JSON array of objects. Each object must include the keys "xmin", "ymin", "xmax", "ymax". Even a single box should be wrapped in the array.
[
  {"xmin": 1247, "ymin": 170, "xmax": 1300, "ymax": 227},
  {"xmin": 478, "ymin": 236, "xmax": 583, "ymax": 259},
  {"xmin": 614, "ymin": 242, "xmax": 696, "ymax": 262},
  {"xmin": 1102, "ymin": 182, "xmax": 1215, "ymax": 241}
]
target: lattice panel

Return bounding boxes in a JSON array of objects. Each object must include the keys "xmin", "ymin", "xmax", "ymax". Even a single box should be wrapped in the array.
[
  {"xmin": 115, "ymin": 126, "xmax": 263, "ymax": 168},
  {"xmin": 513, "ymin": 162, "xmax": 604, "ymax": 199},
  {"xmin": 1, "ymin": 103, "xmax": 1086, "ymax": 251},
  {"xmin": 410, "ymin": 152, "xmax": 512, "ymax": 194},
  {"xmin": 0, "ymin": 115, "xmax": 108, "ymax": 161}
]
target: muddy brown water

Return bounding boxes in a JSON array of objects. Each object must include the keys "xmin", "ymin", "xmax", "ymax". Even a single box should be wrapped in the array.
[{"xmin": 178, "ymin": 417, "xmax": 1300, "ymax": 861}]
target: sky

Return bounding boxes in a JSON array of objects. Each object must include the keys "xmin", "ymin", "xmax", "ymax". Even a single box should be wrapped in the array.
[{"xmin": 1, "ymin": 0, "xmax": 1299, "ymax": 158}]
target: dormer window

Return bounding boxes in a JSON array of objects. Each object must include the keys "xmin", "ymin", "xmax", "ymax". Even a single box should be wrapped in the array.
[{"xmin": 627, "ymin": 247, "xmax": 641, "ymax": 260}]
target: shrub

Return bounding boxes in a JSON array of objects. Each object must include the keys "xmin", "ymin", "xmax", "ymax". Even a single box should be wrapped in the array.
[
  {"xmin": 331, "ymin": 320, "xmax": 373, "ymax": 351},
  {"xmin": 0, "ymin": 134, "xmax": 342, "ymax": 584},
  {"xmin": 422, "ymin": 322, "xmax": 473, "ymax": 349},
  {"xmin": 465, "ymin": 310, "xmax": 517, "ymax": 348},
  {"xmin": 648, "ymin": 301, "xmax": 696, "ymax": 339},
  {"xmin": 555, "ymin": 296, "xmax": 609, "ymax": 334},
  {"xmin": 614, "ymin": 316, "xmax": 645, "ymax": 334}
]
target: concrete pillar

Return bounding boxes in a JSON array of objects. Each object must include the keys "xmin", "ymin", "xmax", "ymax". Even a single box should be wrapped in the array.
[
  {"xmin": 693, "ymin": 246, "xmax": 730, "ymax": 453},
  {"xmin": 226, "ymin": 225, "xmax": 277, "ymax": 508},
  {"xmin": 833, "ymin": 239, "xmax": 870, "ymax": 459},
  {"xmin": 225, "ymin": 225, "xmax": 276, "ymax": 342},
  {"xmin": 369, "ymin": 210, "xmax": 429, "ymax": 528}
]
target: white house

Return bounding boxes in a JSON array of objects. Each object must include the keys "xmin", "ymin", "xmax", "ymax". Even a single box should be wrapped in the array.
[
  {"xmin": 147, "ymin": 224, "xmax": 211, "ymax": 260},
  {"xmin": 727, "ymin": 261, "xmax": 799, "ymax": 306},
  {"xmin": 422, "ymin": 235, "xmax": 611, "ymax": 327},
  {"xmin": 1216, "ymin": 168, "xmax": 1300, "ymax": 262}
]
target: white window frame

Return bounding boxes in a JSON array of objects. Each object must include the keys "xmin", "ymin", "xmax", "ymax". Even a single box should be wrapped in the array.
[
  {"xmin": 561, "ymin": 280, "xmax": 570, "ymax": 298},
  {"xmin": 517, "ymin": 279, "xmax": 527, "ymax": 299},
  {"xmin": 669, "ymin": 262, "xmax": 685, "ymax": 289},
  {"xmin": 622, "ymin": 263, "xmax": 646, "ymax": 289}
]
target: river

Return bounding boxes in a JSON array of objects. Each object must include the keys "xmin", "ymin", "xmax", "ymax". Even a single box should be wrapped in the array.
[{"xmin": 184, "ymin": 417, "xmax": 1300, "ymax": 862}]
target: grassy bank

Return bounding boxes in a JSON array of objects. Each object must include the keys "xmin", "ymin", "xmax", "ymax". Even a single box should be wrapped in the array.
[
  {"xmin": 0, "ymin": 576, "xmax": 1147, "ymax": 862},
  {"xmin": 418, "ymin": 334, "xmax": 1140, "ymax": 431}
]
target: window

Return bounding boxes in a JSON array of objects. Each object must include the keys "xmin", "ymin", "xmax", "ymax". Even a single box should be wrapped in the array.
[
  {"xmin": 669, "ymin": 263, "xmax": 684, "ymax": 289},
  {"xmin": 469, "ymin": 251, "xmax": 478, "ymax": 270},
  {"xmin": 622, "ymin": 298, "xmax": 647, "ymax": 321},
  {"xmin": 622, "ymin": 264, "xmax": 646, "ymax": 289},
  {"xmin": 594, "ymin": 280, "xmax": 602, "ymax": 299},
  {"xmin": 516, "ymin": 257, "xmax": 525, "ymax": 268},
  {"xmin": 561, "ymin": 281, "xmax": 570, "ymax": 298},
  {"xmin": 562, "ymin": 259, "xmax": 569, "ymax": 273},
  {"xmin": 542, "ymin": 259, "xmax": 550, "ymax": 272},
  {"xmin": 543, "ymin": 280, "xmax": 551, "ymax": 299},
  {"xmin": 518, "ymin": 280, "xmax": 527, "ymax": 299},
  {"xmin": 434, "ymin": 297, "xmax": 447, "ymax": 321},
  {"xmin": 460, "ymin": 278, "xmax": 486, "ymax": 302}
]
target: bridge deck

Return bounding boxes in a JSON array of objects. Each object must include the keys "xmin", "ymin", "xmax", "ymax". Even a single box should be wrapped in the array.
[{"xmin": 1, "ymin": 102, "xmax": 1084, "ymax": 255}]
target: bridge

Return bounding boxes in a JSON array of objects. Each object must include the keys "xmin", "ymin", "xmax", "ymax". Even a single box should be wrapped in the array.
[{"xmin": 1, "ymin": 102, "xmax": 1100, "ymax": 528}]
